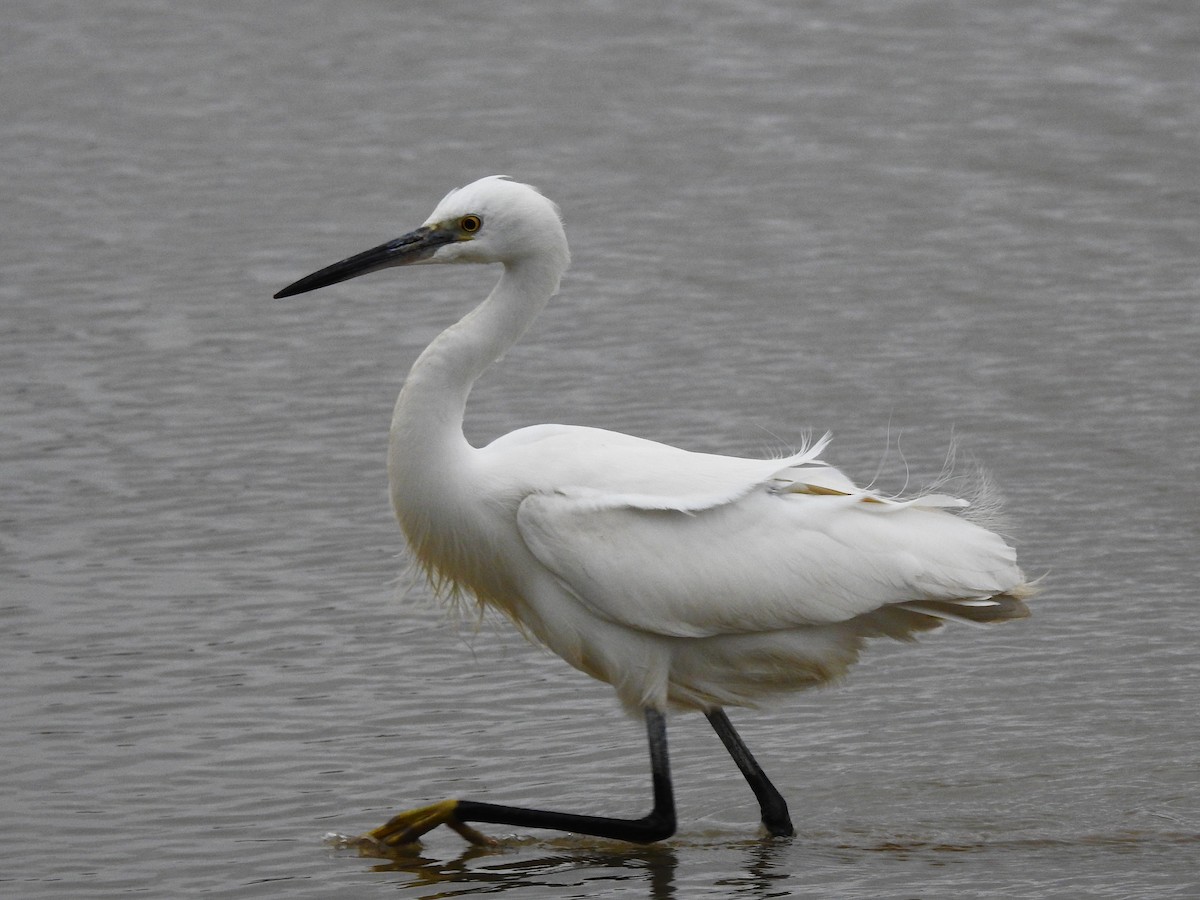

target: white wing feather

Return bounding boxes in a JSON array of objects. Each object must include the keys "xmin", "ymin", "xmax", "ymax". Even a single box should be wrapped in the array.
[
  {"xmin": 484, "ymin": 424, "xmax": 831, "ymax": 512},
  {"xmin": 499, "ymin": 430, "xmax": 1021, "ymax": 639}
]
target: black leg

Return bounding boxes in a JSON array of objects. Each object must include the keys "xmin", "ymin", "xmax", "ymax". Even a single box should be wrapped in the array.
[
  {"xmin": 364, "ymin": 708, "xmax": 676, "ymax": 849},
  {"xmin": 705, "ymin": 708, "xmax": 794, "ymax": 837}
]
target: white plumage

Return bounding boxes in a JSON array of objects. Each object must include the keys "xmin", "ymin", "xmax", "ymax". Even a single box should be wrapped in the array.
[
  {"xmin": 276, "ymin": 175, "xmax": 1031, "ymax": 846},
  {"xmin": 378, "ymin": 177, "xmax": 1028, "ymax": 711}
]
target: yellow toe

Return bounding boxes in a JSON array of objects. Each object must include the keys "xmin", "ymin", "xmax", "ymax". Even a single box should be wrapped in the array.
[{"xmin": 361, "ymin": 799, "xmax": 494, "ymax": 849}]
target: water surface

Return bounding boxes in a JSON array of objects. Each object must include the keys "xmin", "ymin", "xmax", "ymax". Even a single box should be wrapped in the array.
[{"xmin": 3, "ymin": 1, "xmax": 1197, "ymax": 897}]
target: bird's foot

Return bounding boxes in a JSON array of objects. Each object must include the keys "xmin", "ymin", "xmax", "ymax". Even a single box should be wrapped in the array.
[
  {"xmin": 356, "ymin": 799, "xmax": 497, "ymax": 854},
  {"xmin": 762, "ymin": 816, "xmax": 795, "ymax": 838}
]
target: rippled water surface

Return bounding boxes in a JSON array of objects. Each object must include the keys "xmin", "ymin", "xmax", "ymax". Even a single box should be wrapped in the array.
[{"xmin": 3, "ymin": 1, "xmax": 1198, "ymax": 897}]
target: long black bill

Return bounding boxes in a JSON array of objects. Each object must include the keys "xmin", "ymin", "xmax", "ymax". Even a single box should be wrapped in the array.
[{"xmin": 274, "ymin": 224, "xmax": 457, "ymax": 299}]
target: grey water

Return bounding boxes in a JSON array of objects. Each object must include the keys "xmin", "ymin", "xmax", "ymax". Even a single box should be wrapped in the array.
[{"xmin": 3, "ymin": 1, "xmax": 1197, "ymax": 897}]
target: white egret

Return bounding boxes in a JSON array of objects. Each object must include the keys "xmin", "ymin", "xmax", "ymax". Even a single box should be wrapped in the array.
[{"xmin": 275, "ymin": 176, "xmax": 1031, "ymax": 850}]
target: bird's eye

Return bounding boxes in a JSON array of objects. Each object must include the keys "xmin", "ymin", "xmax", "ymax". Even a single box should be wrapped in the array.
[{"xmin": 460, "ymin": 214, "xmax": 482, "ymax": 234}]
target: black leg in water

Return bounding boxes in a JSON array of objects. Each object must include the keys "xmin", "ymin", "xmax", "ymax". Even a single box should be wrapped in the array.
[
  {"xmin": 362, "ymin": 707, "xmax": 793, "ymax": 851},
  {"xmin": 706, "ymin": 708, "xmax": 794, "ymax": 837},
  {"xmin": 364, "ymin": 708, "xmax": 676, "ymax": 850},
  {"xmin": 456, "ymin": 707, "xmax": 676, "ymax": 843}
]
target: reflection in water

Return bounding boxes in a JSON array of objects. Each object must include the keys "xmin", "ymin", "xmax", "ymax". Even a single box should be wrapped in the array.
[
  {"xmin": 331, "ymin": 830, "xmax": 835, "ymax": 900},
  {"xmin": 358, "ymin": 838, "xmax": 682, "ymax": 899},
  {"xmin": 332, "ymin": 831, "xmax": 812, "ymax": 898},
  {"xmin": 330, "ymin": 826, "xmax": 1200, "ymax": 897},
  {"xmin": 729, "ymin": 838, "xmax": 795, "ymax": 896}
]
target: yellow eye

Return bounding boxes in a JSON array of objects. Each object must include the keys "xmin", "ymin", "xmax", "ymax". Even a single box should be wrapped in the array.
[{"xmin": 460, "ymin": 214, "xmax": 482, "ymax": 234}]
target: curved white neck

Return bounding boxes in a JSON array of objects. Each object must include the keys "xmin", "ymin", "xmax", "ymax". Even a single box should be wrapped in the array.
[{"xmin": 388, "ymin": 256, "xmax": 564, "ymax": 480}]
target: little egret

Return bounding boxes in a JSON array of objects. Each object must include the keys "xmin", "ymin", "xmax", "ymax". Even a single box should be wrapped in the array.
[{"xmin": 275, "ymin": 176, "xmax": 1031, "ymax": 850}]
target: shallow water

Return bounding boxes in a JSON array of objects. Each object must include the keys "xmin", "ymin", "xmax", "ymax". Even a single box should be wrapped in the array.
[{"xmin": 3, "ymin": 1, "xmax": 1198, "ymax": 897}]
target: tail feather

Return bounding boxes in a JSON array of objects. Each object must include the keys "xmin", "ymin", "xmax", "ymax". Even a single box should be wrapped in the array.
[
  {"xmin": 852, "ymin": 584, "xmax": 1034, "ymax": 642},
  {"xmin": 898, "ymin": 589, "xmax": 1033, "ymax": 627}
]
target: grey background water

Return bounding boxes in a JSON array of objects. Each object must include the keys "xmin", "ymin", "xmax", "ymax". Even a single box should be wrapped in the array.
[{"xmin": 3, "ymin": 1, "xmax": 1197, "ymax": 897}]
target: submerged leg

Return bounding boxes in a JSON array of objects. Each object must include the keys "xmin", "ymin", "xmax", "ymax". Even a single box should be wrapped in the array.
[
  {"xmin": 363, "ymin": 708, "xmax": 676, "ymax": 851},
  {"xmin": 705, "ymin": 708, "xmax": 794, "ymax": 837}
]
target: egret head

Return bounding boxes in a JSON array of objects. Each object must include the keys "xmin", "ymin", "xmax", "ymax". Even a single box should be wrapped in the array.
[{"xmin": 274, "ymin": 176, "xmax": 568, "ymax": 299}]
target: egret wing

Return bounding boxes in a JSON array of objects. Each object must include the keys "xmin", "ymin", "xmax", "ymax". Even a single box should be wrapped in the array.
[
  {"xmin": 517, "ymin": 477, "xmax": 1022, "ymax": 639},
  {"xmin": 485, "ymin": 424, "xmax": 831, "ymax": 511}
]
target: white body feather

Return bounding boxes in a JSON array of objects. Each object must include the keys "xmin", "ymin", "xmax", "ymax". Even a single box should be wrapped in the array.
[{"xmin": 385, "ymin": 177, "xmax": 1029, "ymax": 713}]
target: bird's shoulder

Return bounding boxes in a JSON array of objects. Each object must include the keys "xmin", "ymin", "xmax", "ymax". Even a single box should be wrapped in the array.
[{"xmin": 480, "ymin": 424, "xmax": 829, "ymax": 511}]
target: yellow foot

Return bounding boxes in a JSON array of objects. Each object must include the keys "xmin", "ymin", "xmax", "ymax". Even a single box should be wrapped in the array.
[{"xmin": 357, "ymin": 799, "xmax": 496, "ymax": 853}]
